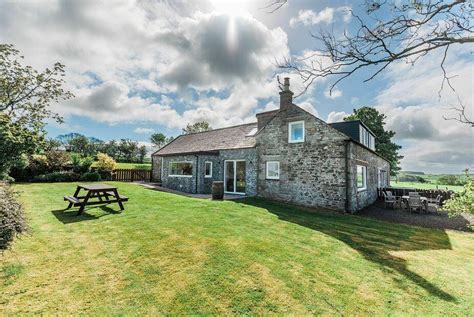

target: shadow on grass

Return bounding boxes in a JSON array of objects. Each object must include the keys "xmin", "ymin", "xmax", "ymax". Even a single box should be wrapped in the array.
[
  {"xmin": 240, "ymin": 197, "xmax": 456, "ymax": 303},
  {"xmin": 52, "ymin": 205, "xmax": 121, "ymax": 224}
]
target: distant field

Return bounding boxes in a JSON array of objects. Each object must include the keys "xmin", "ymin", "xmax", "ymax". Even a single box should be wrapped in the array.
[
  {"xmin": 390, "ymin": 181, "xmax": 464, "ymax": 192},
  {"xmin": 92, "ymin": 162, "xmax": 152, "ymax": 170}
]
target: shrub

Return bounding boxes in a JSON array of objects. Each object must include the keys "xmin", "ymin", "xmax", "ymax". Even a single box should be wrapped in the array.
[
  {"xmin": 96, "ymin": 153, "xmax": 117, "ymax": 180},
  {"xmin": 443, "ymin": 179, "xmax": 474, "ymax": 216},
  {"xmin": 29, "ymin": 154, "xmax": 49, "ymax": 175},
  {"xmin": 34, "ymin": 171, "xmax": 81, "ymax": 182},
  {"xmin": 81, "ymin": 172, "xmax": 101, "ymax": 182},
  {"xmin": 0, "ymin": 182, "xmax": 27, "ymax": 250},
  {"xmin": 71, "ymin": 154, "xmax": 94, "ymax": 174},
  {"xmin": 45, "ymin": 150, "xmax": 70, "ymax": 172}
]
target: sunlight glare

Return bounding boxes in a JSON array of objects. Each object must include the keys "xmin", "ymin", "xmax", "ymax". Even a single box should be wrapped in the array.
[{"xmin": 210, "ymin": 0, "xmax": 252, "ymax": 16}]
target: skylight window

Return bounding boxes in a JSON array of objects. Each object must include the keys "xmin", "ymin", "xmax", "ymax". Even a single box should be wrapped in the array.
[{"xmin": 246, "ymin": 127, "xmax": 258, "ymax": 136}]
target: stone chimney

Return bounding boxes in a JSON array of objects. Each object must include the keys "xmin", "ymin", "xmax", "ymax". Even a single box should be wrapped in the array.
[{"xmin": 279, "ymin": 77, "xmax": 293, "ymax": 110}]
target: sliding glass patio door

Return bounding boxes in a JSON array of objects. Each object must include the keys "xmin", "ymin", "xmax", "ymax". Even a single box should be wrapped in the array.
[{"xmin": 224, "ymin": 160, "xmax": 246, "ymax": 194}]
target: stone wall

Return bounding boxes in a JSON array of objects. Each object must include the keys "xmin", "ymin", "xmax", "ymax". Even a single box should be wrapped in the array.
[
  {"xmin": 346, "ymin": 142, "xmax": 390, "ymax": 212},
  {"xmin": 151, "ymin": 155, "xmax": 161, "ymax": 182},
  {"xmin": 160, "ymin": 154, "xmax": 197, "ymax": 193},
  {"xmin": 256, "ymin": 103, "xmax": 350, "ymax": 211},
  {"xmin": 156, "ymin": 148, "xmax": 257, "ymax": 196}
]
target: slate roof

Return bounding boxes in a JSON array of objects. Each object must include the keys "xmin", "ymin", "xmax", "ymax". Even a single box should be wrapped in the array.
[{"xmin": 153, "ymin": 123, "xmax": 258, "ymax": 156}]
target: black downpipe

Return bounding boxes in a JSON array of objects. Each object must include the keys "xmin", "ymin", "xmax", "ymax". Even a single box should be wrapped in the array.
[
  {"xmin": 194, "ymin": 155, "xmax": 199, "ymax": 194},
  {"xmin": 345, "ymin": 141, "xmax": 351, "ymax": 213}
]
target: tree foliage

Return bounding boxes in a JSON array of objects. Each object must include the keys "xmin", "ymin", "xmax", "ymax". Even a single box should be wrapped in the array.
[
  {"xmin": 0, "ymin": 44, "xmax": 73, "ymax": 129},
  {"xmin": 150, "ymin": 133, "xmax": 166, "ymax": 148},
  {"xmin": 0, "ymin": 114, "xmax": 39, "ymax": 179},
  {"xmin": 182, "ymin": 121, "xmax": 212, "ymax": 134},
  {"xmin": 0, "ymin": 44, "xmax": 73, "ymax": 179},
  {"xmin": 443, "ymin": 179, "xmax": 474, "ymax": 216},
  {"xmin": 345, "ymin": 106, "xmax": 402, "ymax": 175}
]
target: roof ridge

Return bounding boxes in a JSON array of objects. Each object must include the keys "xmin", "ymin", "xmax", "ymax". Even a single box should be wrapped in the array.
[{"xmin": 178, "ymin": 122, "xmax": 257, "ymax": 137}]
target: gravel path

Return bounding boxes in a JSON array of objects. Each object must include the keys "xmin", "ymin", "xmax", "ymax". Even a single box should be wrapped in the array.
[{"xmin": 358, "ymin": 202, "xmax": 473, "ymax": 232}]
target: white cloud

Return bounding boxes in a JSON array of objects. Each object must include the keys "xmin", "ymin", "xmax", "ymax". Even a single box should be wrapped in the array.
[
  {"xmin": 134, "ymin": 127, "xmax": 155, "ymax": 134},
  {"xmin": 324, "ymin": 88, "xmax": 342, "ymax": 99},
  {"xmin": 0, "ymin": 1, "xmax": 291, "ymax": 130},
  {"xmin": 374, "ymin": 47, "xmax": 473, "ymax": 173},
  {"xmin": 327, "ymin": 111, "xmax": 349, "ymax": 123},
  {"xmin": 289, "ymin": 6, "xmax": 351, "ymax": 27}
]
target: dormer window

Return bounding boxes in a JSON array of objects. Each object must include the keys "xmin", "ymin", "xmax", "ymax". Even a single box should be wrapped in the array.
[
  {"xmin": 288, "ymin": 121, "xmax": 305, "ymax": 143},
  {"xmin": 359, "ymin": 125, "xmax": 375, "ymax": 150}
]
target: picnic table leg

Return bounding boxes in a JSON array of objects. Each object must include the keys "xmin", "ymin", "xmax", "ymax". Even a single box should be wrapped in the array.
[
  {"xmin": 68, "ymin": 186, "xmax": 81, "ymax": 209},
  {"xmin": 112, "ymin": 189, "xmax": 125, "ymax": 211},
  {"xmin": 78, "ymin": 191, "xmax": 92, "ymax": 215}
]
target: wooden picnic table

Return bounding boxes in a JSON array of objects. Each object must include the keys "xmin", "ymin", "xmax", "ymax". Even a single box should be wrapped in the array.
[{"xmin": 64, "ymin": 184, "xmax": 128, "ymax": 215}]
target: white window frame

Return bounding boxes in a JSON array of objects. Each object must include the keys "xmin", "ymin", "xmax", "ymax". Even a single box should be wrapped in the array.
[
  {"xmin": 357, "ymin": 165, "xmax": 367, "ymax": 191},
  {"xmin": 266, "ymin": 161, "xmax": 280, "ymax": 180},
  {"xmin": 169, "ymin": 161, "xmax": 193, "ymax": 177},
  {"xmin": 204, "ymin": 161, "xmax": 213, "ymax": 178},
  {"xmin": 288, "ymin": 120, "xmax": 305, "ymax": 143}
]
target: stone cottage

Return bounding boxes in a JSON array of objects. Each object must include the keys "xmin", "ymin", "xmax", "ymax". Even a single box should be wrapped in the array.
[{"xmin": 152, "ymin": 78, "xmax": 390, "ymax": 212}]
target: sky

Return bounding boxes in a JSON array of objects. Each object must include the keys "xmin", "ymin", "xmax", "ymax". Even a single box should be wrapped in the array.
[{"xmin": 1, "ymin": 0, "xmax": 472, "ymax": 173}]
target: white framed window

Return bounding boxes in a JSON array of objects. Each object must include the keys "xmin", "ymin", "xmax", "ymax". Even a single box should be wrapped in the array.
[
  {"xmin": 204, "ymin": 161, "xmax": 212, "ymax": 178},
  {"xmin": 288, "ymin": 121, "xmax": 305, "ymax": 143},
  {"xmin": 169, "ymin": 161, "xmax": 193, "ymax": 177},
  {"xmin": 357, "ymin": 165, "xmax": 367, "ymax": 191},
  {"xmin": 368, "ymin": 134, "xmax": 375, "ymax": 150},
  {"xmin": 378, "ymin": 169, "xmax": 387, "ymax": 187},
  {"xmin": 266, "ymin": 161, "xmax": 280, "ymax": 180}
]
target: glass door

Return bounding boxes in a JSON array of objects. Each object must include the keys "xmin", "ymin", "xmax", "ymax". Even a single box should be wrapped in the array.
[
  {"xmin": 225, "ymin": 161, "xmax": 235, "ymax": 193},
  {"xmin": 224, "ymin": 160, "xmax": 246, "ymax": 194},
  {"xmin": 236, "ymin": 161, "xmax": 246, "ymax": 193}
]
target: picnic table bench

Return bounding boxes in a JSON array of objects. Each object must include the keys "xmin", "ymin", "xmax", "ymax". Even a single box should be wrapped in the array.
[{"xmin": 64, "ymin": 184, "xmax": 128, "ymax": 215}]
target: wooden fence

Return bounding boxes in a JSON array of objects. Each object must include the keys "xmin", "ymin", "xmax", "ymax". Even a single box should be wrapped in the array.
[{"xmin": 112, "ymin": 169, "xmax": 151, "ymax": 182}]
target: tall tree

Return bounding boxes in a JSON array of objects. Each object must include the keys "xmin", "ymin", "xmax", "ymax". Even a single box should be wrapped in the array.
[
  {"xmin": 69, "ymin": 135, "xmax": 90, "ymax": 156},
  {"xmin": 0, "ymin": 44, "xmax": 73, "ymax": 129},
  {"xmin": 182, "ymin": 121, "xmax": 212, "ymax": 134},
  {"xmin": 344, "ymin": 107, "xmax": 402, "ymax": 175},
  {"xmin": 0, "ymin": 44, "xmax": 72, "ymax": 178},
  {"xmin": 138, "ymin": 145, "xmax": 147, "ymax": 163},
  {"xmin": 150, "ymin": 133, "xmax": 166, "ymax": 148}
]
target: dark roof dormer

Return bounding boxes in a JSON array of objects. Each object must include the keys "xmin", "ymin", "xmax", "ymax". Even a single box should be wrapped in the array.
[{"xmin": 329, "ymin": 120, "xmax": 376, "ymax": 150}]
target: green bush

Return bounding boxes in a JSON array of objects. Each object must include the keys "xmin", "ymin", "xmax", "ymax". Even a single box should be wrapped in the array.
[
  {"xmin": 45, "ymin": 150, "xmax": 70, "ymax": 172},
  {"xmin": 81, "ymin": 172, "xmax": 101, "ymax": 182},
  {"xmin": 71, "ymin": 154, "xmax": 94, "ymax": 174},
  {"xmin": 34, "ymin": 172, "xmax": 81, "ymax": 182},
  {"xmin": 443, "ymin": 180, "xmax": 474, "ymax": 216},
  {"xmin": 0, "ymin": 182, "xmax": 27, "ymax": 250}
]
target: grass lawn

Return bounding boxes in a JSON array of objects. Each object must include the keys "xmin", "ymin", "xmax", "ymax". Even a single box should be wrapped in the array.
[
  {"xmin": 1, "ymin": 182, "xmax": 473, "ymax": 315},
  {"xmin": 391, "ymin": 181, "xmax": 464, "ymax": 192}
]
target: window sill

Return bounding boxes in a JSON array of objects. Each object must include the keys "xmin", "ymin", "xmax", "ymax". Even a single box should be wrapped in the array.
[
  {"xmin": 169, "ymin": 175, "xmax": 193, "ymax": 178},
  {"xmin": 288, "ymin": 140, "xmax": 304, "ymax": 144},
  {"xmin": 266, "ymin": 177, "xmax": 280, "ymax": 180},
  {"xmin": 357, "ymin": 187, "xmax": 367, "ymax": 192},
  {"xmin": 204, "ymin": 176, "xmax": 212, "ymax": 178}
]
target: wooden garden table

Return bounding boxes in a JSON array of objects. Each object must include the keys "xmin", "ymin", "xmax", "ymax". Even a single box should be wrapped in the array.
[{"xmin": 64, "ymin": 184, "xmax": 128, "ymax": 215}]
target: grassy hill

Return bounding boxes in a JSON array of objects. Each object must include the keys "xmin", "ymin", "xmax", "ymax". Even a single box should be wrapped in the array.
[{"xmin": 390, "ymin": 171, "xmax": 471, "ymax": 192}]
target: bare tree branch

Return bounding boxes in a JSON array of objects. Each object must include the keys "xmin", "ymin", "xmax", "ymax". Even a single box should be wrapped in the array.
[{"xmin": 275, "ymin": 0, "xmax": 473, "ymax": 100}]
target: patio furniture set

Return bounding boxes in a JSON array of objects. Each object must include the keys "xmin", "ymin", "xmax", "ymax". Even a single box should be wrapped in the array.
[{"xmin": 382, "ymin": 190, "xmax": 443, "ymax": 212}]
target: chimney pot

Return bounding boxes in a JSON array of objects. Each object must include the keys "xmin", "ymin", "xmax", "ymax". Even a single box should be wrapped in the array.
[
  {"xmin": 283, "ymin": 77, "xmax": 290, "ymax": 91},
  {"xmin": 279, "ymin": 77, "xmax": 293, "ymax": 110}
]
